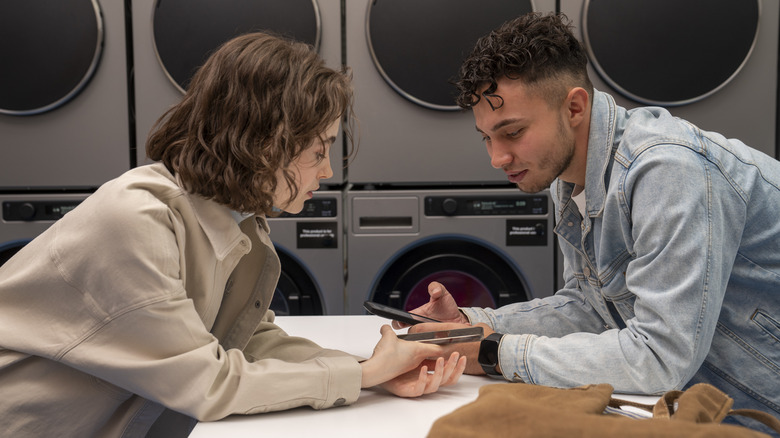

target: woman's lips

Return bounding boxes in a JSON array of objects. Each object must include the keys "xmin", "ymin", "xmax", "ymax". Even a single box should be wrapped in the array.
[{"xmin": 507, "ymin": 170, "xmax": 527, "ymax": 184}]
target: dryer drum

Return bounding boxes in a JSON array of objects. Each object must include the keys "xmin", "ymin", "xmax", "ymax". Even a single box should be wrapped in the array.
[
  {"xmin": 583, "ymin": 0, "xmax": 760, "ymax": 106},
  {"xmin": 366, "ymin": 0, "xmax": 534, "ymax": 111},
  {"xmin": 371, "ymin": 239, "xmax": 527, "ymax": 311},
  {"xmin": 273, "ymin": 248, "xmax": 324, "ymax": 316},
  {"xmin": 0, "ymin": 240, "xmax": 29, "ymax": 267},
  {"xmin": 152, "ymin": 0, "xmax": 321, "ymax": 93},
  {"xmin": 0, "ymin": 0, "xmax": 102, "ymax": 115}
]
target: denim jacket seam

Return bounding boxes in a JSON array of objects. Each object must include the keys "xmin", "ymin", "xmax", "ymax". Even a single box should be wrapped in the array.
[{"xmin": 716, "ymin": 322, "xmax": 780, "ymax": 375}]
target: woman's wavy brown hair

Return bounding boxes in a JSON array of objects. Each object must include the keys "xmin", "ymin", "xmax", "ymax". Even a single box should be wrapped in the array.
[
  {"xmin": 146, "ymin": 32, "xmax": 354, "ymax": 215},
  {"xmin": 455, "ymin": 12, "xmax": 592, "ymax": 109}
]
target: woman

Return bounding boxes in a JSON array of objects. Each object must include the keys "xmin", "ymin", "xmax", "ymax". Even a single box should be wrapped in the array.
[{"xmin": 0, "ymin": 32, "xmax": 465, "ymax": 437}]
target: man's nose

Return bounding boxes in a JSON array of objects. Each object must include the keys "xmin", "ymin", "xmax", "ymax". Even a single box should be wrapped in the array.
[{"xmin": 490, "ymin": 143, "xmax": 512, "ymax": 169}]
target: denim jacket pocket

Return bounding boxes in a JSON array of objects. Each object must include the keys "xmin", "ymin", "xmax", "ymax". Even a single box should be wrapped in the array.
[{"xmin": 752, "ymin": 309, "xmax": 780, "ymax": 347}]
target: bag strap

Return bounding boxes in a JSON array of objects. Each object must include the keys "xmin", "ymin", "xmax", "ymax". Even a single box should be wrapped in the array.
[
  {"xmin": 729, "ymin": 409, "xmax": 780, "ymax": 435},
  {"xmin": 647, "ymin": 384, "xmax": 780, "ymax": 435}
]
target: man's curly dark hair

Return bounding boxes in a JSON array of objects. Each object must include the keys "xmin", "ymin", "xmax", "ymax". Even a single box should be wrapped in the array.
[{"xmin": 455, "ymin": 12, "xmax": 592, "ymax": 109}]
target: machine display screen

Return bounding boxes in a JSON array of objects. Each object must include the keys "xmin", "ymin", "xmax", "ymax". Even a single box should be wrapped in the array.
[
  {"xmin": 468, "ymin": 200, "xmax": 526, "ymax": 212},
  {"xmin": 425, "ymin": 195, "xmax": 547, "ymax": 216}
]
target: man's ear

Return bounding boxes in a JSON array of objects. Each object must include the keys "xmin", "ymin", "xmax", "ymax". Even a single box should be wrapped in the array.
[{"xmin": 565, "ymin": 87, "xmax": 590, "ymax": 128}]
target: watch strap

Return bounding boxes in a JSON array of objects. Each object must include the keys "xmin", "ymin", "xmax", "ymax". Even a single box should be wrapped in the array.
[{"xmin": 478, "ymin": 333, "xmax": 504, "ymax": 378}]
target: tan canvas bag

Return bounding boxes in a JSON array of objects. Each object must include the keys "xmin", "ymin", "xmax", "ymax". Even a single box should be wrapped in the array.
[{"xmin": 428, "ymin": 383, "xmax": 780, "ymax": 438}]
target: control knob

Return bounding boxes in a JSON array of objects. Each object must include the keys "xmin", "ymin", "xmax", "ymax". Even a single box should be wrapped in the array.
[
  {"xmin": 442, "ymin": 198, "xmax": 458, "ymax": 216},
  {"xmin": 19, "ymin": 203, "xmax": 36, "ymax": 221}
]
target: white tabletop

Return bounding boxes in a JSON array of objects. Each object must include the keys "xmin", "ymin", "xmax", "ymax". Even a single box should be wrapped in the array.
[{"xmin": 190, "ymin": 315, "xmax": 658, "ymax": 437}]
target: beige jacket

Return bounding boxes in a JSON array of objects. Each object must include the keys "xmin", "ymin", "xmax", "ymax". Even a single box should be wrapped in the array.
[{"xmin": 0, "ymin": 164, "xmax": 361, "ymax": 437}]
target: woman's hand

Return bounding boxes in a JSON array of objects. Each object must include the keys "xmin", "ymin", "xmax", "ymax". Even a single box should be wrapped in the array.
[
  {"xmin": 360, "ymin": 325, "xmax": 466, "ymax": 395},
  {"xmin": 379, "ymin": 352, "xmax": 467, "ymax": 397},
  {"xmin": 391, "ymin": 282, "xmax": 469, "ymax": 330}
]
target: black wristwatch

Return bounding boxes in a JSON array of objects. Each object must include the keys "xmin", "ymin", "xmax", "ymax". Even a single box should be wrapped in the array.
[{"xmin": 478, "ymin": 333, "xmax": 505, "ymax": 379}]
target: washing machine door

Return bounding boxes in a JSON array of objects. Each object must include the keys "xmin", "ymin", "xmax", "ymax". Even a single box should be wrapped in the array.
[
  {"xmin": 583, "ymin": 0, "xmax": 759, "ymax": 106},
  {"xmin": 0, "ymin": 0, "xmax": 102, "ymax": 115},
  {"xmin": 0, "ymin": 239, "xmax": 30, "ymax": 267},
  {"xmin": 370, "ymin": 238, "xmax": 527, "ymax": 312},
  {"xmin": 272, "ymin": 248, "xmax": 324, "ymax": 316},
  {"xmin": 152, "ymin": 0, "xmax": 320, "ymax": 93},
  {"xmin": 366, "ymin": 0, "xmax": 534, "ymax": 110}
]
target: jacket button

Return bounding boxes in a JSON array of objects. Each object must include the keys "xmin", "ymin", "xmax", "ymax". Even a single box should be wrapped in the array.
[{"xmin": 333, "ymin": 398, "xmax": 346, "ymax": 406}]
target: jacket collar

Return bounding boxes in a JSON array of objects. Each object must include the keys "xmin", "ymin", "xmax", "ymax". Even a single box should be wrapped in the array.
[
  {"xmin": 580, "ymin": 89, "xmax": 619, "ymax": 217},
  {"xmin": 155, "ymin": 164, "xmax": 266, "ymax": 260}
]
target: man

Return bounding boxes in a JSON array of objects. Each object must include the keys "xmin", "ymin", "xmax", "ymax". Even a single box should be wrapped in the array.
[{"xmin": 406, "ymin": 12, "xmax": 779, "ymax": 434}]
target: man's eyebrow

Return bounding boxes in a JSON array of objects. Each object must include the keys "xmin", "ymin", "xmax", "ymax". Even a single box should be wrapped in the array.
[{"xmin": 476, "ymin": 118, "xmax": 525, "ymax": 134}]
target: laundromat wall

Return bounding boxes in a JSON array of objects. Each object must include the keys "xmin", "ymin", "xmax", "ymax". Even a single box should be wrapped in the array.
[{"xmin": 2, "ymin": 1, "xmax": 778, "ymax": 314}]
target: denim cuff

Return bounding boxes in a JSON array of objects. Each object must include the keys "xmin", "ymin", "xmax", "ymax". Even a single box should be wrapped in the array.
[
  {"xmin": 499, "ymin": 334, "xmax": 534, "ymax": 383},
  {"xmin": 459, "ymin": 307, "xmax": 496, "ymax": 327}
]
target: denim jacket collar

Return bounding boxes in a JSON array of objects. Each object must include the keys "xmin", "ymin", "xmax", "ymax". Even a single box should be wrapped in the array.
[
  {"xmin": 583, "ymin": 90, "xmax": 620, "ymax": 218},
  {"xmin": 556, "ymin": 90, "xmax": 620, "ymax": 219}
]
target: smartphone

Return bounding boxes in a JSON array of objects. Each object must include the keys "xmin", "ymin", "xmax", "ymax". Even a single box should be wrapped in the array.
[
  {"xmin": 363, "ymin": 301, "xmax": 441, "ymax": 325},
  {"xmin": 397, "ymin": 326, "xmax": 484, "ymax": 344}
]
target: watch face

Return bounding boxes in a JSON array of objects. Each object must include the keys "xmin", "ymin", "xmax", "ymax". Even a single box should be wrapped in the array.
[{"xmin": 478, "ymin": 334, "xmax": 502, "ymax": 367}]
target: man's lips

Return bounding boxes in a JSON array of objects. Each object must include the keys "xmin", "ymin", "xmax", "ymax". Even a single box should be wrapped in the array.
[{"xmin": 506, "ymin": 170, "xmax": 527, "ymax": 184}]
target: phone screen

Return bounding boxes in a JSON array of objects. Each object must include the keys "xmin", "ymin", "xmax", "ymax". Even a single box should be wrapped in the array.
[{"xmin": 363, "ymin": 301, "xmax": 441, "ymax": 325}]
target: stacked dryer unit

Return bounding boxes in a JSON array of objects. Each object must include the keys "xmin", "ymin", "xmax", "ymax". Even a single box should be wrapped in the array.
[
  {"xmin": 131, "ymin": 0, "xmax": 346, "ymax": 315},
  {"xmin": 130, "ymin": 0, "xmax": 346, "ymax": 184},
  {"xmin": 344, "ymin": 0, "xmax": 558, "ymax": 314},
  {"xmin": 554, "ymin": 0, "xmax": 779, "ymax": 289},
  {"xmin": 0, "ymin": 0, "xmax": 130, "ymax": 266},
  {"xmin": 560, "ymin": 0, "xmax": 778, "ymax": 158}
]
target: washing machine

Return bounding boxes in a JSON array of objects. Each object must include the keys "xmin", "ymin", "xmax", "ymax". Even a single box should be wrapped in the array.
[
  {"xmin": 0, "ymin": 0, "xmax": 130, "ymax": 189},
  {"xmin": 267, "ymin": 191, "xmax": 345, "ymax": 315},
  {"xmin": 130, "ymin": 0, "xmax": 346, "ymax": 185},
  {"xmin": 0, "ymin": 193, "xmax": 90, "ymax": 267},
  {"xmin": 559, "ymin": 0, "xmax": 778, "ymax": 158},
  {"xmin": 344, "ymin": 0, "xmax": 557, "ymax": 185},
  {"xmin": 345, "ymin": 188, "xmax": 556, "ymax": 314}
]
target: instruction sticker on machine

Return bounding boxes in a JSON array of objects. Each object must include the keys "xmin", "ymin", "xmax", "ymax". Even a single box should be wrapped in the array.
[
  {"xmin": 297, "ymin": 222, "xmax": 338, "ymax": 249},
  {"xmin": 506, "ymin": 220, "xmax": 547, "ymax": 246}
]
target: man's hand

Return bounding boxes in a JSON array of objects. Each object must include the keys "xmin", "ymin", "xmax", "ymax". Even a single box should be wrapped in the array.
[{"xmin": 392, "ymin": 281, "xmax": 469, "ymax": 329}]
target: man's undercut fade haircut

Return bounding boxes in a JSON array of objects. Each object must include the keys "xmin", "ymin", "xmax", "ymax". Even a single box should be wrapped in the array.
[
  {"xmin": 455, "ymin": 12, "xmax": 592, "ymax": 109},
  {"xmin": 146, "ymin": 32, "xmax": 354, "ymax": 215}
]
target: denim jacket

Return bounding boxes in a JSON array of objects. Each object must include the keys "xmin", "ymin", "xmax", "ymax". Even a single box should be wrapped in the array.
[{"xmin": 462, "ymin": 90, "xmax": 780, "ymax": 420}]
